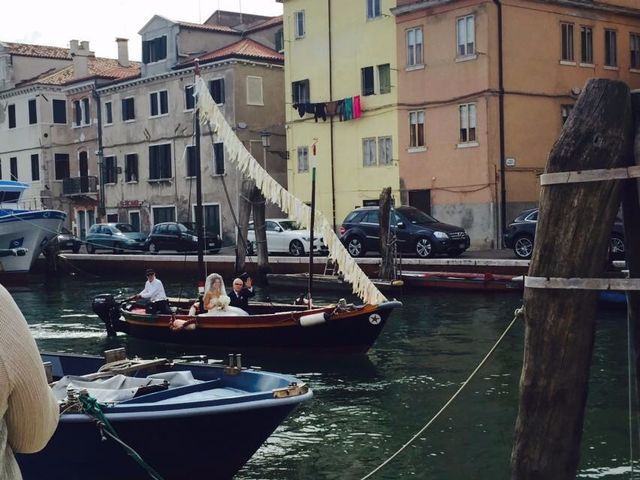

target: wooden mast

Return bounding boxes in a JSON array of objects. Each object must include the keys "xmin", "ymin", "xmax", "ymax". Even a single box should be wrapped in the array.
[{"xmin": 511, "ymin": 79, "xmax": 634, "ymax": 479}]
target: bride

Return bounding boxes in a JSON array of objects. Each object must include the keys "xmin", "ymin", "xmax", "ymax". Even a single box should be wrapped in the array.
[{"xmin": 198, "ymin": 273, "xmax": 248, "ymax": 316}]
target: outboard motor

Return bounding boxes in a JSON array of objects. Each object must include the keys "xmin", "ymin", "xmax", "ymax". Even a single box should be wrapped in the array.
[{"xmin": 92, "ymin": 294, "xmax": 120, "ymax": 337}]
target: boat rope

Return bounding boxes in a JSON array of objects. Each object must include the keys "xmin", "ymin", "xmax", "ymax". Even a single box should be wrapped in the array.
[
  {"xmin": 77, "ymin": 391, "xmax": 165, "ymax": 480},
  {"xmin": 360, "ymin": 307, "xmax": 523, "ymax": 479}
]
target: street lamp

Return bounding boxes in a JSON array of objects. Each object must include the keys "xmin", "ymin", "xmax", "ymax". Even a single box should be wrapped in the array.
[{"xmin": 260, "ymin": 131, "xmax": 271, "ymax": 173}]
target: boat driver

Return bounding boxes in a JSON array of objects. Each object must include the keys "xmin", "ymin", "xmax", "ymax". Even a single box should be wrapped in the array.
[{"xmin": 132, "ymin": 269, "xmax": 172, "ymax": 315}]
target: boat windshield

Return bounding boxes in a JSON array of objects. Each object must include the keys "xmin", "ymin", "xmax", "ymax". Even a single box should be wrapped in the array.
[
  {"xmin": 399, "ymin": 208, "xmax": 438, "ymax": 225},
  {"xmin": 278, "ymin": 220, "xmax": 303, "ymax": 231}
]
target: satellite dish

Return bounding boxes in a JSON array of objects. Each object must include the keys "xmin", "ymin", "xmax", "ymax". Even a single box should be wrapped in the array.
[{"xmin": 237, "ymin": 122, "xmax": 247, "ymax": 129}]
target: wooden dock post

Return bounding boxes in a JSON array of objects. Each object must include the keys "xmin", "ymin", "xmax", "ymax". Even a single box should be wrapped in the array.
[
  {"xmin": 379, "ymin": 187, "xmax": 394, "ymax": 280},
  {"xmin": 511, "ymin": 79, "xmax": 634, "ymax": 479}
]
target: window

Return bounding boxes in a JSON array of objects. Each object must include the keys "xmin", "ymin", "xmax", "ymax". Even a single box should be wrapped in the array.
[
  {"xmin": 54, "ymin": 153, "xmax": 70, "ymax": 180},
  {"xmin": 74, "ymin": 100, "xmax": 81, "ymax": 126},
  {"xmin": 31, "ymin": 154, "xmax": 39, "ymax": 181},
  {"xmin": 152, "ymin": 206, "xmax": 176, "ymax": 224},
  {"xmin": 362, "ymin": 66, "xmax": 375, "ymax": 96},
  {"xmin": 129, "ymin": 211, "xmax": 140, "ymax": 232},
  {"xmin": 149, "ymin": 144, "xmax": 172, "ymax": 180},
  {"xmin": 8, "ymin": 104, "xmax": 15, "ymax": 129},
  {"xmin": 104, "ymin": 101, "xmax": 113, "ymax": 125},
  {"xmin": 208, "ymin": 79, "xmax": 225, "ymax": 105},
  {"xmin": 125, "ymin": 153, "xmax": 138, "ymax": 182},
  {"xmin": 367, "ymin": 0, "xmax": 381, "ymax": 19},
  {"xmin": 407, "ymin": 27, "xmax": 424, "ymax": 67},
  {"xmin": 294, "ymin": 11, "xmax": 305, "ymax": 38},
  {"xmin": 457, "ymin": 15, "xmax": 475, "ymax": 57},
  {"xmin": 561, "ymin": 23, "xmax": 574, "ymax": 62},
  {"xmin": 9, "ymin": 157, "xmax": 17, "ymax": 181},
  {"xmin": 122, "ymin": 97, "xmax": 135, "ymax": 121},
  {"xmin": 52, "ymin": 100, "xmax": 66, "ymax": 124},
  {"xmin": 150, "ymin": 90, "xmax": 168, "ymax": 117},
  {"xmin": 186, "ymin": 145, "xmax": 197, "ymax": 177},
  {"xmin": 275, "ymin": 28, "xmax": 284, "ymax": 52},
  {"xmin": 292, "ymin": 79, "xmax": 310, "ymax": 104},
  {"xmin": 106, "ymin": 214, "xmax": 118, "ymax": 223},
  {"xmin": 580, "ymin": 27, "xmax": 593, "ymax": 64},
  {"xmin": 605, "ymin": 30, "xmax": 617, "ymax": 67},
  {"xmin": 632, "ymin": 33, "xmax": 640, "ymax": 70},
  {"xmin": 378, "ymin": 64, "xmax": 391, "ymax": 94},
  {"xmin": 28, "ymin": 99, "xmax": 37, "ymax": 124},
  {"xmin": 246, "ymin": 76, "xmax": 264, "ymax": 106},
  {"xmin": 409, "ymin": 111, "xmax": 425, "ymax": 148},
  {"xmin": 184, "ymin": 85, "xmax": 195, "ymax": 110},
  {"xmin": 104, "ymin": 156, "xmax": 117, "ymax": 184},
  {"xmin": 297, "ymin": 146, "xmax": 309, "ymax": 172},
  {"xmin": 73, "ymin": 98, "xmax": 90, "ymax": 126},
  {"xmin": 378, "ymin": 136, "xmax": 392, "ymax": 165},
  {"xmin": 213, "ymin": 142, "xmax": 225, "ymax": 175},
  {"xmin": 459, "ymin": 103, "xmax": 477, "ymax": 143},
  {"xmin": 82, "ymin": 98, "xmax": 90, "ymax": 125},
  {"xmin": 363, "ymin": 138, "xmax": 377, "ymax": 166},
  {"xmin": 142, "ymin": 36, "xmax": 167, "ymax": 64},
  {"xmin": 561, "ymin": 104, "xmax": 574, "ymax": 125},
  {"xmin": 204, "ymin": 204, "xmax": 221, "ymax": 236}
]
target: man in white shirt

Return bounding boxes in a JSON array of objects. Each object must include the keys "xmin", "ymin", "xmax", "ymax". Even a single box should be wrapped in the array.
[{"xmin": 133, "ymin": 269, "xmax": 171, "ymax": 314}]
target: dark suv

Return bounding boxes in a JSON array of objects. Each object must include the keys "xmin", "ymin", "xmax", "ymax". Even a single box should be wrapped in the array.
[
  {"xmin": 339, "ymin": 206, "xmax": 470, "ymax": 258},
  {"xmin": 503, "ymin": 208, "xmax": 625, "ymax": 260},
  {"xmin": 145, "ymin": 222, "xmax": 222, "ymax": 254}
]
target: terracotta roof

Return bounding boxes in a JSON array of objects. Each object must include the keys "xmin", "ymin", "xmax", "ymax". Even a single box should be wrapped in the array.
[
  {"xmin": 23, "ymin": 57, "xmax": 140, "ymax": 86},
  {"xmin": 243, "ymin": 15, "xmax": 283, "ymax": 32},
  {"xmin": 194, "ymin": 38, "xmax": 283, "ymax": 64},
  {"xmin": 176, "ymin": 20, "xmax": 238, "ymax": 34},
  {"xmin": 2, "ymin": 41, "xmax": 71, "ymax": 60}
]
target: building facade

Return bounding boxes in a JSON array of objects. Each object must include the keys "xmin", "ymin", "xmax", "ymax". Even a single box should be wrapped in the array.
[{"xmin": 394, "ymin": 0, "xmax": 640, "ymax": 248}]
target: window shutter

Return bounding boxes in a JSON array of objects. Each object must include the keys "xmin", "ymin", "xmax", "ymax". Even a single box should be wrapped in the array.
[
  {"xmin": 142, "ymin": 41, "xmax": 149, "ymax": 64},
  {"xmin": 246, "ymin": 77, "xmax": 263, "ymax": 105}
]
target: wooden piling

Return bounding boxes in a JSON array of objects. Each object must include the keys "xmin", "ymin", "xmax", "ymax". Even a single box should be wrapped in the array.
[
  {"xmin": 235, "ymin": 178, "xmax": 254, "ymax": 274},
  {"xmin": 511, "ymin": 79, "xmax": 634, "ymax": 479},
  {"xmin": 379, "ymin": 187, "xmax": 394, "ymax": 280},
  {"xmin": 251, "ymin": 187, "xmax": 270, "ymax": 283}
]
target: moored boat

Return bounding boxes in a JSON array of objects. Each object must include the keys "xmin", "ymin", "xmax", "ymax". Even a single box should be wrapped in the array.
[
  {"xmin": 17, "ymin": 350, "xmax": 312, "ymax": 480},
  {"xmin": 401, "ymin": 270, "xmax": 523, "ymax": 292}
]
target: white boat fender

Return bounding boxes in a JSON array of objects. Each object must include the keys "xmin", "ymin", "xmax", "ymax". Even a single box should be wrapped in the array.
[{"xmin": 299, "ymin": 312, "xmax": 329, "ymax": 327}]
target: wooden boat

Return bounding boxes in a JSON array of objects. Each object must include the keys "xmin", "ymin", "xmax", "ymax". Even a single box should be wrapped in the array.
[
  {"xmin": 18, "ymin": 350, "xmax": 312, "ymax": 480},
  {"xmin": 267, "ymin": 272, "xmax": 404, "ymax": 293},
  {"xmin": 401, "ymin": 271, "xmax": 523, "ymax": 292},
  {"xmin": 93, "ymin": 294, "xmax": 401, "ymax": 354}
]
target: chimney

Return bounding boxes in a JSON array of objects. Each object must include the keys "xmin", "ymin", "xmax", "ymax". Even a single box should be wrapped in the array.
[
  {"xmin": 116, "ymin": 38, "xmax": 129, "ymax": 67},
  {"xmin": 70, "ymin": 39, "xmax": 94, "ymax": 78}
]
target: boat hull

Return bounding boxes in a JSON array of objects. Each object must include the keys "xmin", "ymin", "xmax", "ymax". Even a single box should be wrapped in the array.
[
  {"xmin": 18, "ymin": 352, "xmax": 311, "ymax": 480},
  {"xmin": 401, "ymin": 271, "xmax": 523, "ymax": 292},
  {"xmin": 0, "ymin": 210, "xmax": 65, "ymax": 272},
  {"xmin": 115, "ymin": 301, "xmax": 402, "ymax": 353}
]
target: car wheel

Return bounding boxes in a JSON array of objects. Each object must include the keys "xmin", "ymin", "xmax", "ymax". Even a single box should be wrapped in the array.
[
  {"xmin": 289, "ymin": 240, "xmax": 305, "ymax": 256},
  {"xmin": 87, "ymin": 243, "xmax": 96, "ymax": 254},
  {"xmin": 149, "ymin": 242, "xmax": 159, "ymax": 254},
  {"xmin": 72, "ymin": 245, "xmax": 80, "ymax": 254},
  {"xmin": 513, "ymin": 235, "xmax": 534, "ymax": 259},
  {"xmin": 346, "ymin": 236, "xmax": 366, "ymax": 258},
  {"xmin": 609, "ymin": 233, "xmax": 625, "ymax": 260},
  {"xmin": 415, "ymin": 237, "xmax": 434, "ymax": 258}
]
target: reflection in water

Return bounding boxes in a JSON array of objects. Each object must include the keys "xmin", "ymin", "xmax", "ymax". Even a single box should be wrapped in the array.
[{"xmin": 5, "ymin": 276, "xmax": 634, "ymax": 479}]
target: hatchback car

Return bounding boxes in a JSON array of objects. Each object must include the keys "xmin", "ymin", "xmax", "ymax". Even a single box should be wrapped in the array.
[
  {"xmin": 52, "ymin": 227, "xmax": 82, "ymax": 253},
  {"xmin": 339, "ymin": 206, "xmax": 470, "ymax": 258},
  {"xmin": 246, "ymin": 219, "xmax": 328, "ymax": 256},
  {"xmin": 85, "ymin": 223, "xmax": 147, "ymax": 254},
  {"xmin": 145, "ymin": 222, "xmax": 222, "ymax": 254},
  {"xmin": 503, "ymin": 207, "xmax": 625, "ymax": 260}
]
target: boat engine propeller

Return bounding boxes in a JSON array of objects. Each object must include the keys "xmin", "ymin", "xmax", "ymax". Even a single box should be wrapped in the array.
[{"xmin": 92, "ymin": 294, "xmax": 120, "ymax": 337}]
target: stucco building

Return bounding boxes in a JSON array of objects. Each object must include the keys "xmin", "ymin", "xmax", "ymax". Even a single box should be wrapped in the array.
[{"xmin": 393, "ymin": 0, "xmax": 640, "ymax": 248}]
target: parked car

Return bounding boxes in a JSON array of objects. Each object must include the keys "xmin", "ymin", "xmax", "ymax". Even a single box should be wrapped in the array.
[
  {"xmin": 339, "ymin": 206, "xmax": 470, "ymax": 258},
  {"xmin": 51, "ymin": 227, "xmax": 82, "ymax": 253},
  {"xmin": 503, "ymin": 207, "xmax": 625, "ymax": 260},
  {"xmin": 85, "ymin": 223, "xmax": 147, "ymax": 254},
  {"xmin": 246, "ymin": 219, "xmax": 328, "ymax": 256},
  {"xmin": 145, "ymin": 222, "xmax": 222, "ymax": 254}
]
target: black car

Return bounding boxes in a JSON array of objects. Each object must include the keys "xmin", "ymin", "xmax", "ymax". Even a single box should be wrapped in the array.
[
  {"xmin": 503, "ymin": 207, "xmax": 625, "ymax": 260},
  {"xmin": 339, "ymin": 205, "xmax": 470, "ymax": 258},
  {"xmin": 47, "ymin": 227, "xmax": 82, "ymax": 253},
  {"xmin": 145, "ymin": 222, "xmax": 222, "ymax": 254}
]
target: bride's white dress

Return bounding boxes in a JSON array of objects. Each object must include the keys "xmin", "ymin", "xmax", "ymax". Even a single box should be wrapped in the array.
[{"xmin": 198, "ymin": 294, "xmax": 248, "ymax": 317}]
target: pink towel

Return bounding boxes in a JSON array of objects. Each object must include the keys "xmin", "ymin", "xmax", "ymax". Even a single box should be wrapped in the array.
[{"xmin": 353, "ymin": 95, "xmax": 361, "ymax": 119}]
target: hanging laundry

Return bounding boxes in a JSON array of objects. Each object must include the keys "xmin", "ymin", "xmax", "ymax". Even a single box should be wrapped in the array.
[
  {"xmin": 325, "ymin": 101, "xmax": 339, "ymax": 117},
  {"xmin": 336, "ymin": 100, "xmax": 345, "ymax": 121},
  {"xmin": 343, "ymin": 97, "xmax": 353, "ymax": 121},
  {"xmin": 353, "ymin": 96, "xmax": 361, "ymax": 119},
  {"xmin": 314, "ymin": 103, "xmax": 327, "ymax": 122}
]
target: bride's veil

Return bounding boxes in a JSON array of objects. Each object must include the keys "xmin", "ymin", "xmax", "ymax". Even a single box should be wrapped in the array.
[{"xmin": 204, "ymin": 273, "xmax": 226, "ymax": 295}]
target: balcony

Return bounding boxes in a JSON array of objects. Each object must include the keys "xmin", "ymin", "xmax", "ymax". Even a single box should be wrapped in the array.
[{"xmin": 62, "ymin": 176, "xmax": 98, "ymax": 196}]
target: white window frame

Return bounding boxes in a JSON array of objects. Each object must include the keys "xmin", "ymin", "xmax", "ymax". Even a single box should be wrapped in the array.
[
  {"xmin": 561, "ymin": 104, "xmax": 574, "ymax": 125},
  {"xmin": 456, "ymin": 15, "xmax": 476, "ymax": 59},
  {"xmin": 184, "ymin": 84, "xmax": 195, "ymax": 111},
  {"xmin": 362, "ymin": 138, "xmax": 377, "ymax": 167},
  {"xmin": 104, "ymin": 101, "xmax": 113, "ymax": 126},
  {"xmin": 191, "ymin": 202, "xmax": 222, "ymax": 237},
  {"xmin": 367, "ymin": 0, "xmax": 381, "ymax": 20},
  {"xmin": 297, "ymin": 146, "xmax": 309, "ymax": 173},
  {"xmin": 73, "ymin": 98, "xmax": 91, "ymax": 127},
  {"xmin": 406, "ymin": 27, "xmax": 424, "ymax": 68},
  {"xmin": 128, "ymin": 210, "xmax": 141, "ymax": 230},
  {"xmin": 124, "ymin": 152, "xmax": 139, "ymax": 183},
  {"xmin": 122, "ymin": 96, "xmax": 136, "ymax": 122},
  {"xmin": 185, "ymin": 144, "xmax": 197, "ymax": 178},
  {"xmin": 294, "ymin": 11, "xmax": 305, "ymax": 39},
  {"xmin": 458, "ymin": 103, "xmax": 477, "ymax": 146},
  {"xmin": 631, "ymin": 33, "xmax": 640, "ymax": 71},
  {"xmin": 580, "ymin": 26, "xmax": 593, "ymax": 65},
  {"xmin": 378, "ymin": 136, "xmax": 393, "ymax": 165},
  {"xmin": 561, "ymin": 22, "xmax": 575, "ymax": 63},
  {"xmin": 246, "ymin": 76, "xmax": 264, "ymax": 106},
  {"xmin": 409, "ymin": 110, "xmax": 425, "ymax": 150},
  {"xmin": 604, "ymin": 29, "xmax": 618, "ymax": 68},
  {"xmin": 149, "ymin": 90, "xmax": 169, "ymax": 118}
]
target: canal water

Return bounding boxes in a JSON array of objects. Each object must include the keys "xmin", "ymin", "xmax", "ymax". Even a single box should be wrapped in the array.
[{"xmin": 6, "ymin": 274, "xmax": 635, "ymax": 479}]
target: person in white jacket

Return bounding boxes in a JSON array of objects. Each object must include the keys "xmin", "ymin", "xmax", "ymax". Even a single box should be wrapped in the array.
[{"xmin": 132, "ymin": 269, "xmax": 171, "ymax": 315}]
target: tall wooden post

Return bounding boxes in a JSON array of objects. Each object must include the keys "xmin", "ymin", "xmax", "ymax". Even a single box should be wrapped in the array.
[
  {"xmin": 511, "ymin": 79, "xmax": 634, "ymax": 479},
  {"xmin": 251, "ymin": 186, "xmax": 270, "ymax": 284},
  {"xmin": 379, "ymin": 187, "xmax": 394, "ymax": 280},
  {"xmin": 235, "ymin": 178, "xmax": 254, "ymax": 274}
]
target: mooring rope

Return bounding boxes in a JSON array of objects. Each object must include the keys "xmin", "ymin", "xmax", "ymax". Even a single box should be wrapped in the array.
[
  {"xmin": 78, "ymin": 391, "xmax": 165, "ymax": 480},
  {"xmin": 360, "ymin": 307, "xmax": 523, "ymax": 480}
]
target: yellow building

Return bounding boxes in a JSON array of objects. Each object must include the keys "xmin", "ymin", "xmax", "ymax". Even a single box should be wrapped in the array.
[{"xmin": 278, "ymin": 0, "xmax": 400, "ymax": 229}]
